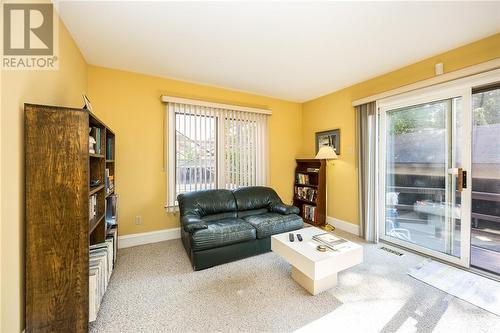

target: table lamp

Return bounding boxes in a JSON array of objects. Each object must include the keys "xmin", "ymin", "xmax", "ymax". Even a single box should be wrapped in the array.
[{"xmin": 315, "ymin": 146, "xmax": 338, "ymax": 231}]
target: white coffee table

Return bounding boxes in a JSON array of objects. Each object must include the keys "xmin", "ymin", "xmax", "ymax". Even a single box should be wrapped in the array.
[{"xmin": 271, "ymin": 226, "xmax": 363, "ymax": 295}]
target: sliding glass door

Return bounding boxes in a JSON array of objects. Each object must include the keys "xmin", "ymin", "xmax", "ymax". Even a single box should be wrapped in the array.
[
  {"xmin": 378, "ymin": 88, "xmax": 472, "ymax": 266},
  {"xmin": 377, "ymin": 70, "xmax": 500, "ymax": 269}
]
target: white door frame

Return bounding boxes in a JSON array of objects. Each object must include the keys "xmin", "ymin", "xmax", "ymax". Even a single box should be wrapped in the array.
[{"xmin": 376, "ymin": 69, "xmax": 500, "ymax": 268}]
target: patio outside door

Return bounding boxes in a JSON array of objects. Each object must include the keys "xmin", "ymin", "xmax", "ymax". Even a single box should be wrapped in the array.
[{"xmin": 378, "ymin": 88, "xmax": 472, "ymax": 267}]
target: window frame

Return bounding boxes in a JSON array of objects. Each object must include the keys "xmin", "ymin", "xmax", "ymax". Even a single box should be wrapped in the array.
[{"xmin": 166, "ymin": 102, "xmax": 268, "ymax": 206}]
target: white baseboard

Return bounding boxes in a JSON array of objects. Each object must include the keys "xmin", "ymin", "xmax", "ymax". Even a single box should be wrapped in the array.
[
  {"xmin": 118, "ymin": 227, "xmax": 181, "ymax": 249},
  {"xmin": 326, "ymin": 216, "xmax": 360, "ymax": 236}
]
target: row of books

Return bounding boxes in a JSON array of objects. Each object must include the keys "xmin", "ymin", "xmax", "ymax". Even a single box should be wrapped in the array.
[
  {"xmin": 89, "ymin": 127, "xmax": 102, "ymax": 154},
  {"xmin": 296, "ymin": 173, "xmax": 311, "ymax": 185},
  {"xmin": 295, "ymin": 186, "xmax": 317, "ymax": 202},
  {"xmin": 106, "ymin": 137, "xmax": 113, "ymax": 160},
  {"xmin": 89, "ymin": 227, "xmax": 117, "ymax": 322},
  {"xmin": 105, "ymin": 168, "xmax": 114, "ymax": 195},
  {"xmin": 303, "ymin": 204, "xmax": 317, "ymax": 222},
  {"xmin": 89, "ymin": 194, "xmax": 98, "ymax": 220}
]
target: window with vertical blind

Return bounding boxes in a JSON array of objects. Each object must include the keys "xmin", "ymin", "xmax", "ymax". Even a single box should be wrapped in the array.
[{"xmin": 164, "ymin": 97, "xmax": 269, "ymax": 205}]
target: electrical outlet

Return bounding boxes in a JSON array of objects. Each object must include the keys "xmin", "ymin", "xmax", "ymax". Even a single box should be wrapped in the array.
[{"xmin": 135, "ymin": 216, "xmax": 142, "ymax": 225}]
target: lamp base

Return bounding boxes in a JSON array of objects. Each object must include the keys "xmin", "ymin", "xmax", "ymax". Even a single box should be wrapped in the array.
[{"xmin": 320, "ymin": 224, "xmax": 335, "ymax": 232}]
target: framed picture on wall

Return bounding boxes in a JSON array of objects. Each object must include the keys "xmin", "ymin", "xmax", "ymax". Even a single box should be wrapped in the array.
[{"xmin": 315, "ymin": 129, "xmax": 340, "ymax": 155}]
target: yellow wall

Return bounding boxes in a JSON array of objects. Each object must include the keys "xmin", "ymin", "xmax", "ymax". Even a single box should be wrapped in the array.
[
  {"xmin": 1, "ymin": 8, "xmax": 498, "ymax": 331},
  {"xmin": 0, "ymin": 20, "xmax": 88, "ymax": 333},
  {"xmin": 87, "ymin": 66, "xmax": 302, "ymax": 235},
  {"xmin": 301, "ymin": 33, "xmax": 500, "ymax": 227}
]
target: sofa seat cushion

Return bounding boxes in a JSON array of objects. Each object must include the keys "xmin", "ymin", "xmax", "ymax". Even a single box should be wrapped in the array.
[
  {"xmin": 190, "ymin": 218, "xmax": 256, "ymax": 251},
  {"xmin": 242, "ymin": 213, "xmax": 303, "ymax": 239}
]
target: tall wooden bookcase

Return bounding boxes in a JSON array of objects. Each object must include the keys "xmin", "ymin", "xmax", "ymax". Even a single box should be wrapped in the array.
[
  {"xmin": 293, "ymin": 159, "xmax": 326, "ymax": 227},
  {"xmin": 25, "ymin": 104, "xmax": 116, "ymax": 332}
]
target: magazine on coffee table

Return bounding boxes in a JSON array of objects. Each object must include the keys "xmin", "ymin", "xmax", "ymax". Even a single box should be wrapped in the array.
[{"xmin": 313, "ymin": 232, "xmax": 348, "ymax": 250}]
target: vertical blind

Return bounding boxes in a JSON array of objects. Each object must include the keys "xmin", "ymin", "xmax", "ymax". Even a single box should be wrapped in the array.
[{"xmin": 167, "ymin": 102, "xmax": 268, "ymax": 205}]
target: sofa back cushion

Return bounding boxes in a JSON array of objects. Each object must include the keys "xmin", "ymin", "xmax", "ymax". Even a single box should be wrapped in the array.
[
  {"xmin": 178, "ymin": 189, "xmax": 237, "ymax": 218},
  {"xmin": 233, "ymin": 186, "xmax": 282, "ymax": 211}
]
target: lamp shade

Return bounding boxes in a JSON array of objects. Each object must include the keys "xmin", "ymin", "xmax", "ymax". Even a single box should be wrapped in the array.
[{"xmin": 315, "ymin": 146, "xmax": 338, "ymax": 160}]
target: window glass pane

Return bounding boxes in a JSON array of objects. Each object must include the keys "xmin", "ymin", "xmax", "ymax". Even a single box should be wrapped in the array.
[
  {"xmin": 385, "ymin": 98, "xmax": 462, "ymax": 257},
  {"xmin": 224, "ymin": 117, "xmax": 257, "ymax": 188},
  {"xmin": 171, "ymin": 105, "xmax": 266, "ymax": 202},
  {"xmin": 470, "ymin": 86, "xmax": 500, "ymax": 273},
  {"xmin": 175, "ymin": 113, "xmax": 216, "ymax": 197}
]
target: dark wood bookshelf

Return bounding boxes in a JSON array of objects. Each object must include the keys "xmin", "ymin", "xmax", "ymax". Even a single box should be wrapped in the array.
[
  {"xmin": 89, "ymin": 214, "xmax": 105, "ymax": 234},
  {"xmin": 25, "ymin": 104, "xmax": 117, "ymax": 332},
  {"xmin": 89, "ymin": 184, "xmax": 105, "ymax": 196},
  {"xmin": 297, "ymin": 171, "xmax": 322, "ymax": 175},
  {"xmin": 295, "ymin": 183, "xmax": 318, "ymax": 188},
  {"xmin": 303, "ymin": 218, "xmax": 316, "ymax": 225},
  {"xmin": 294, "ymin": 197, "xmax": 318, "ymax": 205},
  {"xmin": 293, "ymin": 159, "xmax": 326, "ymax": 227}
]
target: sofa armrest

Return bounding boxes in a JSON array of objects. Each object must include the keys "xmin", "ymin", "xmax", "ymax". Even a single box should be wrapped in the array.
[
  {"xmin": 181, "ymin": 215, "xmax": 208, "ymax": 233},
  {"xmin": 269, "ymin": 203, "xmax": 300, "ymax": 215}
]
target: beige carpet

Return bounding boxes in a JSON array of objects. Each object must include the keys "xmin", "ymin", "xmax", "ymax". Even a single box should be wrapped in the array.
[{"xmin": 90, "ymin": 231, "xmax": 500, "ymax": 333}]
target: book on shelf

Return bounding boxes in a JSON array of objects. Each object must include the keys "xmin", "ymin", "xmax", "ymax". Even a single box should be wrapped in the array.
[
  {"xmin": 89, "ymin": 194, "xmax": 98, "ymax": 220},
  {"xmin": 295, "ymin": 173, "xmax": 310, "ymax": 184},
  {"xmin": 106, "ymin": 230, "xmax": 118, "ymax": 267},
  {"xmin": 89, "ymin": 127, "xmax": 102, "ymax": 154},
  {"xmin": 106, "ymin": 194, "xmax": 117, "ymax": 225},
  {"xmin": 303, "ymin": 204, "xmax": 317, "ymax": 222},
  {"xmin": 106, "ymin": 137, "xmax": 113, "ymax": 159},
  {"xmin": 89, "ymin": 239, "xmax": 115, "ymax": 322},
  {"xmin": 88, "ymin": 268, "xmax": 99, "ymax": 322},
  {"xmin": 105, "ymin": 168, "xmax": 114, "ymax": 194},
  {"xmin": 294, "ymin": 186, "xmax": 317, "ymax": 202},
  {"xmin": 90, "ymin": 243, "xmax": 113, "ymax": 281},
  {"xmin": 90, "ymin": 250, "xmax": 108, "ymax": 290},
  {"xmin": 88, "ymin": 258, "xmax": 104, "ymax": 321},
  {"xmin": 106, "ymin": 226, "xmax": 118, "ymax": 265}
]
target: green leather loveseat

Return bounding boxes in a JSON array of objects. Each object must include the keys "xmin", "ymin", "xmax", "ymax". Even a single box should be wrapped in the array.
[{"xmin": 178, "ymin": 186, "xmax": 304, "ymax": 270}]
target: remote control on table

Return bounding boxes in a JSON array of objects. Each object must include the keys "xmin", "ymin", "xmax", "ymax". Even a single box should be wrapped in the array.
[
  {"xmin": 297, "ymin": 234, "xmax": 303, "ymax": 242},
  {"xmin": 289, "ymin": 233, "xmax": 294, "ymax": 242}
]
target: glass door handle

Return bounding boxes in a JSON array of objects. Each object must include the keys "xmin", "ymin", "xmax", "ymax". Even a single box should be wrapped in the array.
[
  {"xmin": 448, "ymin": 168, "xmax": 467, "ymax": 191},
  {"xmin": 457, "ymin": 168, "xmax": 467, "ymax": 192}
]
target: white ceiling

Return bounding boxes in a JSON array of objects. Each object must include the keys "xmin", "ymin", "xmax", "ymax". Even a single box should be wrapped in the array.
[{"xmin": 56, "ymin": 1, "xmax": 500, "ymax": 102}]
